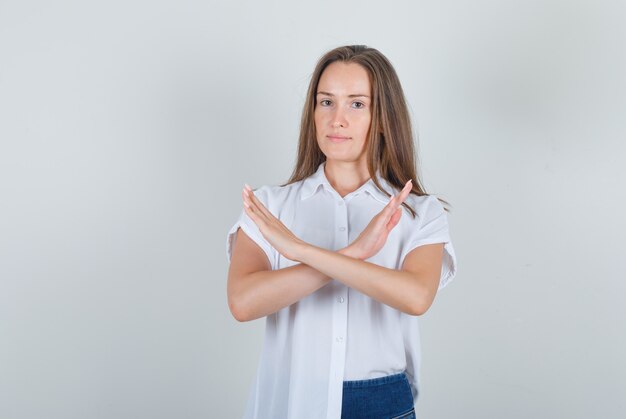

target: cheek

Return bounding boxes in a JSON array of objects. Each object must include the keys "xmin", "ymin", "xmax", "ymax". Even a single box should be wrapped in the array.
[
  {"xmin": 313, "ymin": 113, "xmax": 324, "ymax": 143},
  {"xmin": 314, "ymin": 112, "xmax": 323, "ymax": 131},
  {"xmin": 357, "ymin": 114, "xmax": 372, "ymax": 135}
]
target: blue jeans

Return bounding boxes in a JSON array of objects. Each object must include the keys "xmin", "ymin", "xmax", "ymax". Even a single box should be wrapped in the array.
[{"xmin": 341, "ymin": 371, "xmax": 416, "ymax": 418}]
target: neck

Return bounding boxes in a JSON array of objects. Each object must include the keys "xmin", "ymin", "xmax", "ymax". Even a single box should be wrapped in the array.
[{"xmin": 324, "ymin": 159, "xmax": 371, "ymax": 198}]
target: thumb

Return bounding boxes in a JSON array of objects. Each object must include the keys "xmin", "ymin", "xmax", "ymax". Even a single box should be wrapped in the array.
[{"xmin": 386, "ymin": 208, "xmax": 402, "ymax": 232}]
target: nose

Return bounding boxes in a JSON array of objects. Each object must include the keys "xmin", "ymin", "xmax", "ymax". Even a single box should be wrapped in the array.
[{"xmin": 331, "ymin": 107, "xmax": 348, "ymax": 128}]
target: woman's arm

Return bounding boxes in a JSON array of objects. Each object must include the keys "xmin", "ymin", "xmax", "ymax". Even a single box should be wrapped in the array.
[
  {"xmin": 295, "ymin": 242, "xmax": 444, "ymax": 316},
  {"xmin": 227, "ymin": 227, "xmax": 362, "ymax": 322},
  {"xmin": 240, "ymin": 183, "xmax": 443, "ymax": 317}
]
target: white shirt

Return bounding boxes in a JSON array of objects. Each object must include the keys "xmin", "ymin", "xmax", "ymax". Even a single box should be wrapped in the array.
[{"xmin": 226, "ymin": 161, "xmax": 458, "ymax": 419}]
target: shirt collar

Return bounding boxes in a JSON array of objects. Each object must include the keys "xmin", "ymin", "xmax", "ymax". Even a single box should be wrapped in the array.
[{"xmin": 300, "ymin": 161, "xmax": 393, "ymax": 205}]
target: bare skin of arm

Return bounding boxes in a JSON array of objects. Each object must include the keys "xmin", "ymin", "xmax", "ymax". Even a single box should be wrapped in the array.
[
  {"xmin": 228, "ymin": 179, "xmax": 444, "ymax": 321},
  {"xmin": 296, "ymin": 242, "xmax": 443, "ymax": 316},
  {"xmin": 227, "ymin": 228, "xmax": 362, "ymax": 322},
  {"xmin": 227, "ymin": 226, "xmax": 442, "ymax": 321}
]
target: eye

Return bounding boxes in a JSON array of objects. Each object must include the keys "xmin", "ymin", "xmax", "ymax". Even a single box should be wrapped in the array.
[
  {"xmin": 352, "ymin": 101, "xmax": 365, "ymax": 109},
  {"xmin": 320, "ymin": 99, "xmax": 332, "ymax": 106}
]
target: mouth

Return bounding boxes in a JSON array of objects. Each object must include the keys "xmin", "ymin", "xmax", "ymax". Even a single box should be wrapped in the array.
[{"xmin": 327, "ymin": 135, "xmax": 351, "ymax": 143}]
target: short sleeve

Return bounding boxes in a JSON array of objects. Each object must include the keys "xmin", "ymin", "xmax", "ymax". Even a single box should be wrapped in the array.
[
  {"xmin": 225, "ymin": 187, "xmax": 276, "ymax": 269},
  {"xmin": 400, "ymin": 195, "xmax": 458, "ymax": 290}
]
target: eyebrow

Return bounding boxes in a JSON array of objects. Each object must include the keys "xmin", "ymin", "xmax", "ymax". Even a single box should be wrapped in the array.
[{"xmin": 316, "ymin": 91, "xmax": 370, "ymax": 98}]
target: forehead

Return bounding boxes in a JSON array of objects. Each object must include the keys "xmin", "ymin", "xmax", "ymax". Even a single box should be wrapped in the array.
[{"xmin": 317, "ymin": 62, "xmax": 371, "ymax": 95}]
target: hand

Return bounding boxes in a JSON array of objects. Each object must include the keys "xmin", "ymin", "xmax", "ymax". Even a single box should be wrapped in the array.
[
  {"xmin": 348, "ymin": 179, "xmax": 413, "ymax": 260},
  {"xmin": 242, "ymin": 184, "xmax": 308, "ymax": 262}
]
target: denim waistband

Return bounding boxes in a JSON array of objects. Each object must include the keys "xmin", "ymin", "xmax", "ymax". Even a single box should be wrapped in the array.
[{"xmin": 342, "ymin": 371, "xmax": 407, "ymax": 389}]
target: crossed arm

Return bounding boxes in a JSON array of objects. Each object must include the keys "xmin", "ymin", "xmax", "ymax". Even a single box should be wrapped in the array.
[
  {"xmin": 227, "ymin": 184, "xmax": 444, "ymax": 322},
  {"xmin": 298, "ymin": 241, "xmax": 443, "ymax": 316},
  {"xmin": 228, "ymin": 229, "xmax": 443, "ymax": 322}
]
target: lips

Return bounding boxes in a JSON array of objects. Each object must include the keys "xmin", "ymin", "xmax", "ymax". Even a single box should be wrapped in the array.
[{"xmin": 327, "ymin": 135, "xmax": 350, "ymax": 143}]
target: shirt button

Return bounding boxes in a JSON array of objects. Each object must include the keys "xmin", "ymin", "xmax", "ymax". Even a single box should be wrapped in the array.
[
  {"xmin": 339, "ymin": 227, "xmax": 346, "ymax": 231},
  {"xmin": 336, "ymin": 336, "xmax": 343, "ymax": 342},
  {"xmin": 338, "ymin": 201, "xmax": 344, "ymax": 206},
  {"xmin": 338, "ymin": 297, "xmax": 345, "ymax": 303}
]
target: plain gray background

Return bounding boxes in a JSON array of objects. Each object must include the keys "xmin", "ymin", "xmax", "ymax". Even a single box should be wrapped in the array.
[{"xmin": 1, "ymin": 0, "xmax": 625, "ymax": 418}]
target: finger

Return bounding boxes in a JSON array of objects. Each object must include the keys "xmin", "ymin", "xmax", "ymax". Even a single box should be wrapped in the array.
[
  {"xmin": 243, "ymin": 185, "xmax": 272, "ymax": 222},
  {"xmin": 384, "ymin": 180, "xmax": 412, "ymax": 215},
  {"xmin": 397, "ymin": 180, "xmax": 413, "ymax": 206},
  {"xmin": 391, "ymin": 180, "xmax": 412, "ymax": 210},
  {"xmin": 385, "ymin": 188, "xmax": 402, "ymax": 210},
  {"xmin": 244, "ymin": 184, "xmax": 274, "ymax": 219},
  {"xmin": 242, "ymin": 189, "xmax": 266, "ymax": 227},
  {"xmin": 242, "ymin": 187, "xmax": 267, "ymax": 224},
  {"xmin": 382, "ymin": 196, "xmax": 399, "ymax": 219},
  {"xmin": 243, "ymin": 186, "xmax": 297, "ymax": 242},
  {"xmin": 386, "ymin": 207, "xmax": 402, "ymax": 232}
]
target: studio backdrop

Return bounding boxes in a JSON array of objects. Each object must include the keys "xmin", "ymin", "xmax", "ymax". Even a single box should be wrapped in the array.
[{"xmin": 1, "ymin": 1, "xmax": 624, "ymax": 418}]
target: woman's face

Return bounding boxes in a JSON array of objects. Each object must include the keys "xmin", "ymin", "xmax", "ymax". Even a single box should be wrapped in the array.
[{"xmin": 314, "ymin": 61, "xmax": 372, "ymax": 164}]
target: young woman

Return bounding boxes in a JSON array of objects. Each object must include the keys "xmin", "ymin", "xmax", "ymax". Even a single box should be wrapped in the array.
[{"xmin": 226, "ymin": 45, "xmax": 457, "ymax": 419}]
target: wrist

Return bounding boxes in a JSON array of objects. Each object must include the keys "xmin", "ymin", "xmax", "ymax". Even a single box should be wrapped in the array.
[
  {"xmin": 339, "ymin": 245, "xmax": 363, "ymax": 260},
  {"xmin": 294, "ymin": 241, "xmax": 314, "ymax": 263}
]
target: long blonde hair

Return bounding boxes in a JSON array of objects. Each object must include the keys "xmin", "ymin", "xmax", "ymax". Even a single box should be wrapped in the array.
[{"xmin": 280, "ymin": 45, "xmax": 450, "ymax": 217}]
